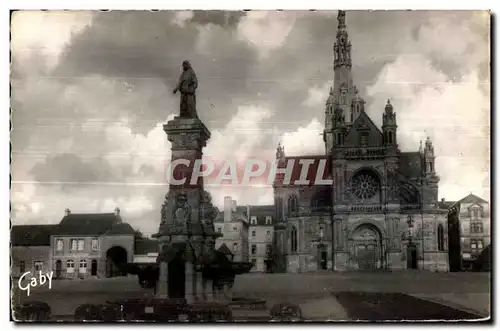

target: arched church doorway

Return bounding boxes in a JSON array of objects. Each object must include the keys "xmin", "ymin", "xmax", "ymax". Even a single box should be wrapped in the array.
[
  {"xmin": 349, "ymin": 224, "xmax": 382, "ymax": 270},
  {"xmin": 106, "ymin": 246, "xmax": 128, "ymax": 278}
]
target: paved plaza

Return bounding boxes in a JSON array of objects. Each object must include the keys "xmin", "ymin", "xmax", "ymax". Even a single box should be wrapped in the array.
[{"xmin": 12, "ymin": 271, "xmax": 491, "ymax": 321}]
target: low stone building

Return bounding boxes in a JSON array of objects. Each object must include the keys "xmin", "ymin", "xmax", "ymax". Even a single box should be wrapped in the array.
[
  {"xmin": 11, "ymin": 224, "xmax": 57, "ymax": 278},
  {"xmin": 51, "ymin": 208, "xmax": 135, "ymax": 279}
]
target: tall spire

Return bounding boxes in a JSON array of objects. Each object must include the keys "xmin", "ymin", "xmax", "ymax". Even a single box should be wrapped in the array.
[{"xmin": 334, "ymin": 10, "xmax": 352, "ymax": 69}]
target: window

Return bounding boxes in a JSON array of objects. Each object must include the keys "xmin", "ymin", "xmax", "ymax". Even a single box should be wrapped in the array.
[
  {"xmin": 266, "ymin": 230, "xmax": 272, "ymax": 239},
  {"xmin": 471, "ymin": 222, "xmax": 483, "ymax": 233},
  {"xmin": 217, "ymin": 227, "xmax": 222, "ymax": 233},
  {"xmin": 77, "ymin": 239, "xmax": 85, "ymax": 251},
  {"xmin": 266, "ymin": 244, "xmax": 272, "ymax": 254},
  {"xmin": 66, "ymin": 260, "xmax": 75, "ymax": 273},
  {"xmin": 437, "ymin": 224, "xmax": 444, "ymax": 251},
  {"xmin": 91, "ymin": 238, "xmax": 99, "ymax": 251},
  {"xmin": 79, "ymin": 260, "xmax": 87, "ymax": 273},
  {"xmin": 19, "ymin": 260, "xmax": 25, "ymax": 274},
  {"xmin": 232, "ymin": 243, "xmax": 238, "ymax": 253},
  {"xmin": 251, "ymin": 245, "xmax": 257, "ymax": 255},
  {"xmin": 251, "ymin": 216, "xmax": 257, "ymax": 225},
  {"xmin": 288, "ymin": 195, "xmax": 299, "ymax": 217},
  {"xmin": 472, "ymin": 208, "xmax": 479, "ymax": 219},
  {"xmin": 251, "ymin": 230, "xmax": 256, "ymax": 237},
  {"xmin": 266, "ymin": 216, "xmax": 272, "ymax": 225},
  {"xmin": 34, "ymin": 261, "xmax": 43, "ymax": 272},
  {"xmin": 291, "ymin": 226, "xmax": 298, "ymax": 253},
  {"xmin": 471, "ymin": 239, "xmax": 484, "ymax": 250},
  {"xmin": 251, "ymin": 259, "xmax": 257, "ymax": 269},
  {"xmin": 319, "ymin": 226, "xmax": 324, "ymax": 238},
  {"xmin": 56, "ymin": 239, "xmax": 64, "ymax": 251},
  {"xmin": 70, "ymin": 239, "xmax": 78, "ymax": 251}
]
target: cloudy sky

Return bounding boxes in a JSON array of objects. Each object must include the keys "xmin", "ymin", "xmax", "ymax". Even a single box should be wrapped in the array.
[{"xmin": 10, "ymin": 10, "xmax": 490, "ymax": 235}]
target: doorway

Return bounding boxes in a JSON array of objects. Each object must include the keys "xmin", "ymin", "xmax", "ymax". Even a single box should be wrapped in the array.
[
  {"xmin": 91, "ymin": 259, "xmax": 98, "ymax": 276},
  {"xmin": 320, "ymin": 251, "xmax": 328, "ymax": 270},
  {"xmin": 407, "ymin": 244, "xmax": 418, "ymax": 269},
  {"xmin": 55, "ymin": 260, "xmax": 62, "ymax": 278},
  {"xmin": 167, "ymin": 257, "xmax": 186, "ymax": 299},
  {"xmin": 356, "ymin": 244, "xmax": 377, "ymax": 270},
  {"xmin": 106, "ymin": 246, "xmax": 128, "ymax": 277}
]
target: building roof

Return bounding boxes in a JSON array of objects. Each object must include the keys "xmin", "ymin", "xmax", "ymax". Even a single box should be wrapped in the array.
[
  {"xmin": 450, "ymin": 193, "xmax": 489, "ymax": 209},
  {"xmin": 248, "ymin": 205, "xmax": 275, "ymax": 225},
  {"xmin": 134, "ymin": 239, "xmax": 159, "ymax": 255},
  {"xmin": 399, "ymin": 152, "xmax": 424, "ymax": 179},
  {"xmin": 104, "ymin": 222, "xmax": 135, "ymax": 236},
  {"xmin": 11, "ymin": 225, "xmax": 57, "ymax": 246},
  {"xmin": 279, "ymin": 155, "xmax": 332, "ymax": 186},
  {"xmin": 54, "ymin": 213, "xmax": 122, "ymax": 236}
]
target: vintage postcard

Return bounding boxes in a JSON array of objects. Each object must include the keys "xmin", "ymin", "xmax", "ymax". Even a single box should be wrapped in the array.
[{"xmin": 10, "ymin": 9, "xmax": 491, "ymax": 322}]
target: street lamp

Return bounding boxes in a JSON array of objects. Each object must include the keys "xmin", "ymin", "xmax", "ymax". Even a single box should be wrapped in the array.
[{"xmin": 407, "ymin": 215, "xmax": 415, "ymax": 245}]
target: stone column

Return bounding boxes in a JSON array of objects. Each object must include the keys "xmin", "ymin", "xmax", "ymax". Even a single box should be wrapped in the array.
[
  {"xmin": 156, "ymin": 261, "xmax": 169, "ymax": 298},
  {"xmin": 185, "ymin": 262, "xmax": 197, "ymax": 303}
]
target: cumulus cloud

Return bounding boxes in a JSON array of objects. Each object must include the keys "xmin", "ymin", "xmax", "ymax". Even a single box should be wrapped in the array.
[{"xmin": 237, "ymin": 11, "xmax": 296, "ymax": 59}]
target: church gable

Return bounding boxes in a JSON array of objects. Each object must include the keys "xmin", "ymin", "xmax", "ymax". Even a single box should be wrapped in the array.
[{"xmin": 343, "ymin": 111, "xmax": 383, "ymax": 147}]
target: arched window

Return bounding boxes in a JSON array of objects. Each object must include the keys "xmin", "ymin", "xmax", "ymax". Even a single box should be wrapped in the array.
[
  {"xmin": 290, "ymin": 226, "xmax": 298, "ymax": 253},
  {"xmin": 437, "ymin": 224, "xmax": 444, "ymax": 251},
  {"xmin": 288, "ymin": 195, "xmax": 299, "ymax": 216}
]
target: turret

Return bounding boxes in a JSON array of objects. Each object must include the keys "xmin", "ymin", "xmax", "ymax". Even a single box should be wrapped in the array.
[
  {"xmin": 350, "ymin": 86, "xmax": 365, "ymax": 123},
  {"xmin": 382, "ymin": 99, "xmax": 397, "ymax": 147}
]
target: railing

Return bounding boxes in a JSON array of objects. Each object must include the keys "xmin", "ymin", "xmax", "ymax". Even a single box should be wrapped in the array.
[
  {"xmin": 401, "ymin": 204, "xmax": 422, "ymax": 211},
  {"xmin": 349, "ymin": 205, "xmax": 383, "ymax": 213},
  {"xmin": 344, "ymin": 147, "xmax": 386, "ymax": 159}
]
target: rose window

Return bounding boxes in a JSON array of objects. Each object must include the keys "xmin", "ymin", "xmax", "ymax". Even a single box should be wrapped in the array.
[{"xmin": 350, "ymin": 172, "xmax": 379, "ymax": 200}]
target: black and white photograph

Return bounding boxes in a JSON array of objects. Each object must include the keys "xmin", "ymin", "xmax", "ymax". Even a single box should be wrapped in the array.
[{"xmin": 9, "ymin": 6, "xmax": 491, "ymax": 323}]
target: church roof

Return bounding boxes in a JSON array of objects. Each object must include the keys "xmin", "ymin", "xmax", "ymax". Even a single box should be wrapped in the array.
[{"xmin": 343, "ymin": 111, "xmax": 383, "ymax": 147}]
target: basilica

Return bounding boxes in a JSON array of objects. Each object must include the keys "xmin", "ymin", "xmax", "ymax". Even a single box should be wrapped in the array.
[{"xmin": 272, "ymin": 11, "xmax": 449, "ymax": 272}]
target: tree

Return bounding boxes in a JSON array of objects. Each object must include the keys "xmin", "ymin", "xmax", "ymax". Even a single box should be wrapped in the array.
[{"xmin": 134, "ymin": 230, "xmax": 144, "ymax": 240}]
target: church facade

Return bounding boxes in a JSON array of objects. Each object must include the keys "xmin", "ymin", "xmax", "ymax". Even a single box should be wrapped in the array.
[{"xmin": 272, "ymin": 11, "xmax": 450, "ymax": 273}]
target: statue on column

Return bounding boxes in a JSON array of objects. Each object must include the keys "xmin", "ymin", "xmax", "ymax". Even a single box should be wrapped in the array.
[
  {"xmin": 173, "ymin": 193, "xmax": 191, "ymax": 228},
  {"xmin": 173, "ymin": 60, "xmax": 198, "ymax": 119}
]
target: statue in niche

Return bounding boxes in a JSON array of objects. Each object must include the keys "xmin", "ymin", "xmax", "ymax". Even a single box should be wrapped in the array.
[
  {"xmin": 200, "ymin": 191, "xmax": 219, "ymax": 227},
  {"xmin": 173, "ymin": 193, "xmax": 191, "ymax": 227}
]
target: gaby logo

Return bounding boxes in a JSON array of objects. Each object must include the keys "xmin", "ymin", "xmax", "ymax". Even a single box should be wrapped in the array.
[
  {"xmin": 18, "ymin": 271, "xmax": 53, "ymax": 297},
  {"xmin": 164, "ymin": 157, "xmax": 333, "ymax": 186}
]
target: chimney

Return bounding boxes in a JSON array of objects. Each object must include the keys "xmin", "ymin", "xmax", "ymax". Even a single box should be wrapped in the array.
[
  {"xmin": 224, "ymin": 196, "xmax": 232, "ymax": 223},
  {"xmin": 114, "ymin": 207, "xmax": 120, "ymax": 216},
  {"xmin": 441, "ymin": 198, "xmax": 445, "ymax": 203},
  {"xmin": 64, "ymin": 208, "xmax": 71, "ymax": 216},
  {"xmin": 232, "ymin": 200, "xmax": 237, "ymax": 212}
]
